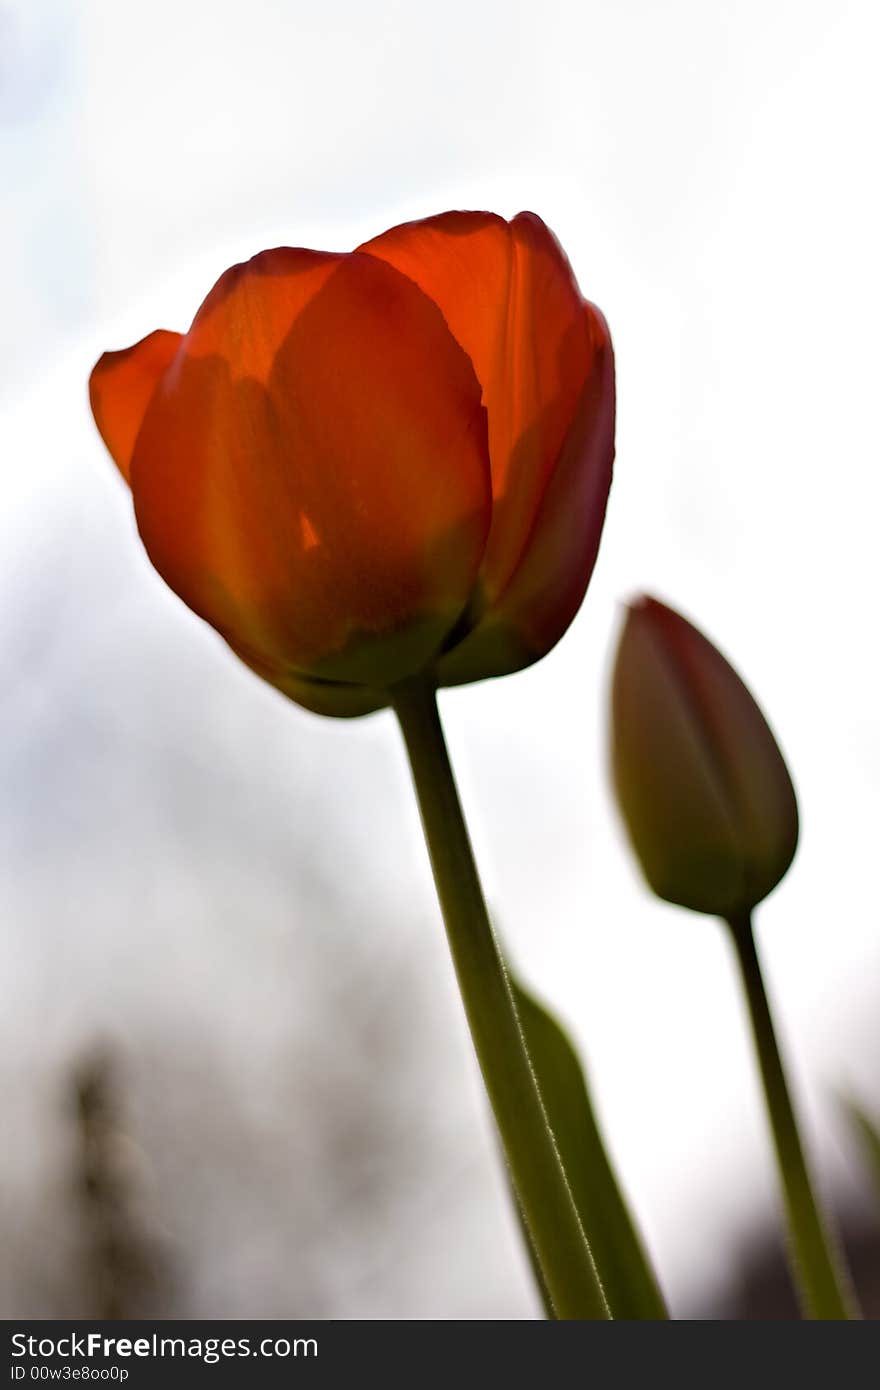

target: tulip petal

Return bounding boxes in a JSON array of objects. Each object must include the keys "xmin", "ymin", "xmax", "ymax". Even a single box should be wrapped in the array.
[
  {"xmin": 362, "ymin": 213, "xmax": 609, "ymax": 581},
  {"xmin": 439, "ymin": 309, "xmax": 614, "ymax": 684},
  {"xmin": 361, "ymin": 212, "xmax": 613, "ymax": 678},
  {"xmin": 129, "ymin": 248, "xmax": 492, "ymax": 686},
  {"xmin": 89, "ymin": 330, "xmax": 182, "ymax": 482}
]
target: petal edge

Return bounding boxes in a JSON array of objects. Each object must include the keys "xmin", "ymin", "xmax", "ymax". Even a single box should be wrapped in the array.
[{"xmin": 89, "ymin": 329, "xmax": 182, "ymax": 482}]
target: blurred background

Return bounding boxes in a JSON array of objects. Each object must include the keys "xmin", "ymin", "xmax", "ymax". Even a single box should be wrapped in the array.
[{"xmin": 2, "ymin": 0, "xmax": 879, "ymax": 1318}]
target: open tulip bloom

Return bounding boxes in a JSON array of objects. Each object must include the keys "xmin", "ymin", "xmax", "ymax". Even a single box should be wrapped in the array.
[
  {"xmin": 90, "ymin": 212, "xmax": 614, "ymax": 716},
  {"xmin": 90, "ymin": 211, "xmax": 856, "ymax": 1319}
]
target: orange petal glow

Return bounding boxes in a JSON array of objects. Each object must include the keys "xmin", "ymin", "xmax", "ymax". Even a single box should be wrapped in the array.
[
  {"xmin": 440, "ymin": 307, "xmax": 614, "ymax": 684},
  {"xmin": 360, "ymin": 211, "xmax": 610, "ymax": 613},
  {"xmin": 89, "ymin": 330, "xmax": 182, "ymax": 482},
  {"xmin": 129, "ymin": 248, "xmax": 492, "ymax": 685}
]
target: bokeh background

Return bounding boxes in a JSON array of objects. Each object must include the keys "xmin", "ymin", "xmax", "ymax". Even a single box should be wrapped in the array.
[{"xmin": 2, "ymin": 0, "xmax": 879, "ymax": 1318}]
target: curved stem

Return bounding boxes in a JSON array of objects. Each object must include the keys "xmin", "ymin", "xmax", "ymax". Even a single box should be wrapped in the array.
[
  {"xmin": 727, "ymin": 912, "xmax": 857, "ymax": 1319},
  {"xmin": 392, "ymin": 676, "xmax": 608, "ymax": 1320}
]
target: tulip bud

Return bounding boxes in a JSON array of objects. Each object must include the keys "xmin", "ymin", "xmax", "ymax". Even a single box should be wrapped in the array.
[{"xmin": 610, "ymin": 596, "xmax": 798, "ymax": 917}]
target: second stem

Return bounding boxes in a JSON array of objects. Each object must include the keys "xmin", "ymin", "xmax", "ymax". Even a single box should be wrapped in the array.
[{"xmin": 728, "ymin": 912, "xmax": 856, "ymax": 1319}]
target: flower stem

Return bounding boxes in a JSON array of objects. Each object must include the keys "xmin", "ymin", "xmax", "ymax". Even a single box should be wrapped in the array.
[
  {"xmin": 392, "ymin": 676, "xmax": 609, "ymax": 1320},
  {"xmin": 727, "ymin": 912, "xmax": 857, "ymax": 1319}
]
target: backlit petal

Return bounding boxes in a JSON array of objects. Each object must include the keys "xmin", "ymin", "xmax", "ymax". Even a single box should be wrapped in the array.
[
  {"xmin": 439, "ymin": 308, "xmax": 614, "ymax": 683},
  {"xmin": 89, "ymin": 330, "xmax": 182, "ymax": 482},
  {"xmin": 130, "ymin": 249, "xmax": 492, "ymax": 684},
  {"xmin": 360, "ymin": 211, "xmax": 605, "ymax": 606}
]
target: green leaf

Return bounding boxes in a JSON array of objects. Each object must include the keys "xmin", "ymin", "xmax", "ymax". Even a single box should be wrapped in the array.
[
  {"xmin": 841, "ymin": 1095, "xmax": 880, "ymax": 1205},
  {"xmin": 511, "ymin": 974, "xmax": 668, "ymax": 1319}
]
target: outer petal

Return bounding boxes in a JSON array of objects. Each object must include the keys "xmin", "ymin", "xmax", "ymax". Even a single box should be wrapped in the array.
[
  {"xmin": 360, "ymin": 211, "xmax": 613, "ymax": 679},
  {"xmin": 440, "ymin": 308, "xmax": 614, "ymax": 683},
  {"xmin": 89, "ymin": 330, "xmax": 182, "ymax": 482},
  {"xmin": 611, "ymin": 596, "xmax": 799, "ymax": 917},
  {"xmin": 129, "ymin": 248, "xmax": 492, "ymax": 687}
]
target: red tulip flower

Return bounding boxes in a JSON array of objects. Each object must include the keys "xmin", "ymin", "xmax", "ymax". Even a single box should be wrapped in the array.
[{"xmin": 89, "ymin": 212, "xmax": 614, "ymax": 714}]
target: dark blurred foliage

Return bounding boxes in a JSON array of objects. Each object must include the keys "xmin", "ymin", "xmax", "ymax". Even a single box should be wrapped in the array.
[
  {"xmin": 697, "ymin": 1212, "xmax": 880, "ymax": 1320},
  {"xmin": 3, "ymin": 1046, "xmax": 173, "ymax": 1319},
  {"xmin": 1, "ymin": 943, "xmax": 520, "ymax": 1318},
  {"xmin": 70, "ymin": 1048, "xmax": 173, "ymax": 1318},
  {"xmin": 7, "ymin": 1025, "xmax": 879, "ymax": 1318}
]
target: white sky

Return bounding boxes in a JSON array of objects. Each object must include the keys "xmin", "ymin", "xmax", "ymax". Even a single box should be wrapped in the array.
[{"xmin": 2, "ymin": 0, "xmax": 879, "ymax": 1315}]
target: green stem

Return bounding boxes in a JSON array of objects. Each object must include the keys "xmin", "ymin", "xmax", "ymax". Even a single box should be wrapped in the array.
[
  {"xmin": 392, "ymin": 676, "xmax": 609, "ymax": 1320},
  {"xmin": 727, "ymin": 912, "xmax": 857, "ymax": 1319}
]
